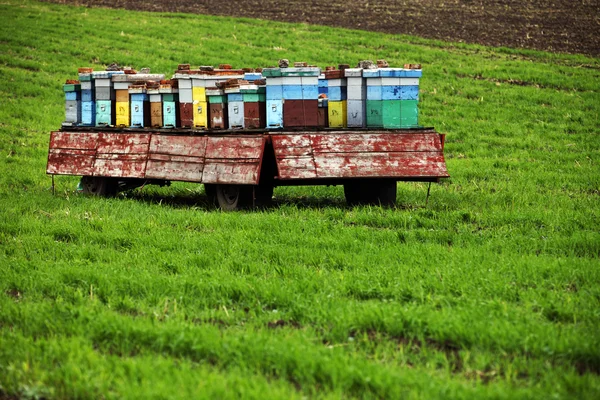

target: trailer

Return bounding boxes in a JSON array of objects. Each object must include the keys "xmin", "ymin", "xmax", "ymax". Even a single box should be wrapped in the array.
[{"xmin": 47, "ymin": 126, "xmax": 449, "ymax": 210}]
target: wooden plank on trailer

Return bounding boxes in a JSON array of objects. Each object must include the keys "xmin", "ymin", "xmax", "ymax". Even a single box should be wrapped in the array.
[
  {"xmin": 314, "ymin": 152, "xmax": 449, "ymax": 178},
  {"xmin": 270, "ymin": 134, "xmax": 318, "ymax": 179},
  {"xmin": 148, "ymin": 135, "xmax": 208, "ymax": 157},
  {"xmin": 93, "ymin": 153, "xmax": 148, "ymax": 178},
  {"xmin": 202, "ymin": 136, "xmax": 265, "ymax": 185},
  {"xmin": 145, "ymin": 135, "xmax": 207, "ymax": 182},
  {"xmin": 93, "ymin": 133, "xmax": 151, "ymax": 178},
  {"xmin": 96, "ymin": 133, "xmax": 151, "ymax": 154},
  {"xmin": 145, "ymin": 154, "xmax": 204, "ymax": 182},
  {"xmin": 310, "ymin": 133, "xmax": 443, "ymax": 153},
  {"xmin": 47, "ymin": 149, "xmax": 96, "ymax": 175},
  {"xmin": 204, "ymin": 136, "xmax": 264, "ymax": 159},
  {"xmin": 49, "ymin": 131, "xmax": 99, "ymax": 150},
  {"xmin": 47, "ymin": 131, "xmax": 99, "ymax": 176},
  {"xmin": 275, "ymin": 157, "xmax": 320, "ymax": 180},
  {"xmin": 271, "ymin": 134, "xmax": 313, "ymax": 157},
  {"xmin": 202, "ymin": 160, "xmax": 261, "ymax": 184}
]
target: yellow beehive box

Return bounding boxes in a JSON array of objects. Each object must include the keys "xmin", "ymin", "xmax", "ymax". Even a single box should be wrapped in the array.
[
  {"xmin": 192, "ymin": 87, "xmax": 206, "ymax": 102},
  {"xmin": 193, "ymin": 101, "xmax": 208, "ymax": 128},
  {"xmin": 328, "ymin": 100, "xmax": 347, "ymax": 128},
  {"xmin": 116, "ymin": 101, "xmax": 130, "ymax": 127}
]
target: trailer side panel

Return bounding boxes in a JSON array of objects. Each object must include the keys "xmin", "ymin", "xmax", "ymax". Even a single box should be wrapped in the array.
[{"xmin": 271, "ymin": 131, "xmax": 449, "ymax": 180}]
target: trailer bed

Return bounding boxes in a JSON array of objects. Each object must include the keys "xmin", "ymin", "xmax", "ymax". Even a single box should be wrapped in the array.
[{"xmin": 47, "ymin": 128, "xmax": 448, "ymax": 185}]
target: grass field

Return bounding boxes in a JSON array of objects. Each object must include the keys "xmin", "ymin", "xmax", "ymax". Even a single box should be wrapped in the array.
[{"xmin": 1, "ymin": 0, "xmax": 599, "ymax": 398}]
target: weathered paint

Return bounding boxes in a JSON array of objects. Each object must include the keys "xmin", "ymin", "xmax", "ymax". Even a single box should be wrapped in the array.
[
  {"xmin": 347, "ymin": 100, "xmax": 366, "ymax": 128},
  {"xmin": 328, "ymin": 101, "xmax": 347, "ymax": 128},
  {"xmin": 150, "ymin": 102, "xmax": 163, "ymax": 128},
  {"xmin": 202, "ymin": 136, "xmax": 265, "ymax": 184},
  {"xmin": 266, "ymin": 100, "xmax": 283, "ymax": 128},
  {"xmin": 145, "ymin": 135, "xmax": 208, "ymax": 182},
  {"xmin": 228, "ymin": 101, "xmax": 245, "ymax": 129},
  {"xmin": 270, "ymin": 132, "xmax": 449, "ymax": 180},
  {"xmin": 209, "ymin": 103, "xmax": 227, "ymax": 129},
  {"xmin": 95, "ymin": 100, "xmax": 112, "ymax": 127},
  {"xmin": 283, "ymin": 100, "xmax": 304, "ymax": 127},
  {"xmin": 48, "ymin": 130, "xmax": 447, "ymax": 185},
  {"xmin": 243, "ymin": 102, "xmax": 265, "ymax": 129},
  {"xmin": 366, "ymin": 100, "xmax": 383, "ymax": 128},
  {"xmin": 47, "ymin": 132, "xmax": 265, "ymax": 185},
  {"xmin": 115, "ymin": 102, "xmax": 130, "ymax": 127},
  {"xmin": 179, "ymin": 103, "xmax": 194, "ymax": 128},
  {"xmin": 193, "ymin": 101, "xmax": 209, "ymax": 128},
  {"xmin": 303, "ymin": 100, "xmax": 319, "ymax": 127}
]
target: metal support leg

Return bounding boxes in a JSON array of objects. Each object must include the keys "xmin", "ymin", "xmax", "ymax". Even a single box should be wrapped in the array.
[{"xmin": 425, "ymin": 182, "xmax": 432, "ymax": 207}]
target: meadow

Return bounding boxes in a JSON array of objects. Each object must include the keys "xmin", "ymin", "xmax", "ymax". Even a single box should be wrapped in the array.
[{"xmin": 0, "ymin": 0, "xmax": 599, "ymax": 398}]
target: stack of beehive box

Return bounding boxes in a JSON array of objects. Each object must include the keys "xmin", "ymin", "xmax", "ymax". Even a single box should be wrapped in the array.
[
  {"xmin": 363, "ymin": 64, "xmax": 421, "ymax": 129},
  {"xmin": 263, "ymin": 63, "xmax": 320, "ymax": 128},
  {"xmin": 317, "ymin": 73, "xmax": 329, "ymax": 127},
  {"xmin": 175, "ymin": 65, "xmax": 245, "ymax": 128},
  {"xmin": 78, "ymin": 68, "xmax": 94, "ymax": 126},
  {"xmin": 241, "ymin": 72, "xmax": 266, "ymax": 129},
  {"xmin": 63, "ymin": 80, "xmax": 81, "ymax": 126},
  {"xmin": 345, "ymin": 68, "xmax": 367, "ymax": 128},
  {"xmin": 111, "ymin": 71, "xmax": 166, "ymax": 128},
  {"xmin": 323, "ymin": 67, "xmax": 347, "ymax": 128}
]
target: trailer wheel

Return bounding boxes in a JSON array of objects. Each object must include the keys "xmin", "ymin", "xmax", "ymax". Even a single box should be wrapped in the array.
[
  {"xmin": 80, "ymin": 176, "xmax": 117, "ymax": 197},
  {"xmin": 374, "ymin": 180, "xmax": 397, "ymax": 206},
  {"xmin": 344, "ymin": 180, "xmax": 397, "ymax": 207},
  {"xmin": 215, "ymin": 184, "xmax": 252, "ymax": 211}
]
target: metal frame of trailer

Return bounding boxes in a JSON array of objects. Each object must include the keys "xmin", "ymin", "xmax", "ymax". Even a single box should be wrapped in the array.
[{"xmin": 47, "ymin": 126, "xmax": 449, "ymax": 210}]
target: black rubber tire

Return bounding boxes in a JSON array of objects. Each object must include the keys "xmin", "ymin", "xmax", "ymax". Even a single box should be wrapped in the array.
[
  {"xmin": 215, "ymin": 184, "xmax": 253, "ymax": 211},
  {"xmin": 344, "ymin": 179, "xmax": 397, "ymax": 207},
  {"xmin": 373, "ymin": 180, "xmax": 397, "ymax": 207},
  {"xmin": 80, "ymin": 176, "xmax": 117, "ymax": 197}
]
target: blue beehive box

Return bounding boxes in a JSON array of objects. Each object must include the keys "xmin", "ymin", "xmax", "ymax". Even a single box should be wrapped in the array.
[
  {"xmin": 400, "ymin": 86, "xmax": 419, "ymax": 101},
  {"xmin": 130, "ymin": 93, "xmax": 148, "ymax": 128},
  {"xmin": 318, "ymin": 75, "xmax": 328, "ymax": 95},
  {"xmin": 366, "ymin": 86, "xmax": 382, "ymax": 101},
  {"xmin": 266, "ymin": 100, "xmax": 283, "ymax": 129},
  {"xmin": 81, "ymin": 102, "xmax": 95, "ymax": 126},
  {"xmin": 381, "ymin": 86, "xmax": 401, "ymax": 100},
  {"xmin": 282, "ymin": 85, "xmax": 303, "ymax": 100}
]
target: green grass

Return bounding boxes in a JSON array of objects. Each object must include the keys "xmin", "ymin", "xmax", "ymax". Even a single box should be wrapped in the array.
[{"xmin": 1, "ymin": 0, "xmax": 599, "ymax": 398}]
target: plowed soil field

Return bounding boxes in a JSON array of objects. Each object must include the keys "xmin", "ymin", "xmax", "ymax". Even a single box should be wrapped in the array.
[{"xmin": 47, "ymin": 0, "xmax": 600, "ymax": 56}]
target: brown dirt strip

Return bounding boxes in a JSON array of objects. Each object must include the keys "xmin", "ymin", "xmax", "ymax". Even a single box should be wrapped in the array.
[{"xmin": 44, "ymin": 0, "xmax": 600, "ymax": 57}]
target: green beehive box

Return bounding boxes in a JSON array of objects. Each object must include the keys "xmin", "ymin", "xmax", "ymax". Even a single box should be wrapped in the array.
[
  {"xmin": 262, "ymin": 68, "xmax": 282, "ymax": 77},
  {"xmin": 63, "ymin": 84, "xmax": 81, "ymax": 92},
  {"xmin": 242, "ymin": 93, "xmax": 266, "ymax": 102},
  {"xmin": 400, "ymin": 100, "xmax": 419, "ymax": 128},
  {"xmin": 382, "ymin": 100, "xmax": 402, "ymax": 129},
  {"xmin": 366, "ymin": 100, "xmax": 383, "ymax": 128},
  {"xmin": 208, "ymin": 95, "xmax": 227, "ymax": 104},
  {"xmin": 162, "ymin": 94, "xmax": 178, "ymax": 102}
]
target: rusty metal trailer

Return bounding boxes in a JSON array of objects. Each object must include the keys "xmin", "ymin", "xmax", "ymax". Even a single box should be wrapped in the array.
[{"xmin": 47, "ymin": 127, "xmax": 449, "ymax": 210}]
